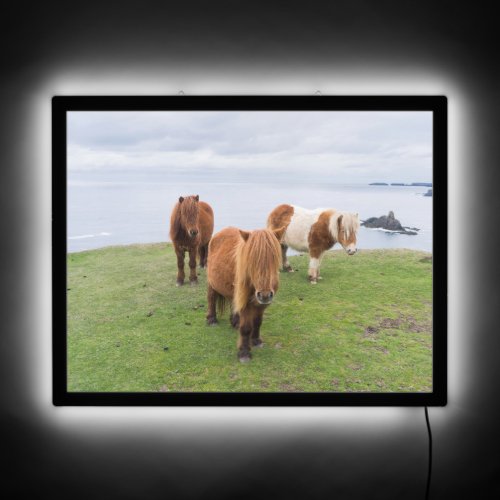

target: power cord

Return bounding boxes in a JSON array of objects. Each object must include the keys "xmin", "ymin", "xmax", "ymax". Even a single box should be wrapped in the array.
[{"xmin": 424, "ymin": 406, "xmax": 433, "ymax": 500}]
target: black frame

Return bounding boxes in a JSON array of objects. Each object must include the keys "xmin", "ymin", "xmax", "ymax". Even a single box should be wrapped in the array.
[{"xmin": 53, "ymin": 95, "xmax": 447, "ymax": 406}]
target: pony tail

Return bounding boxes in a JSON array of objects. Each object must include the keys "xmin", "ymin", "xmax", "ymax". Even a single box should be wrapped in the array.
[{"xmin": 215, "ymin": 291, "xmax": 227, "ymax": 317}]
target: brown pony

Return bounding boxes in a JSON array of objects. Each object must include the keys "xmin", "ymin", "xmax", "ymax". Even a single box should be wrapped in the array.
[
  {"xmin": 267, "ymin": 203, "xmax": 360, "ymax": 284},
  {"xmin": 206, "ymin": 226, "xmax": 285, "ymax": 362},
  {"xmin": 169, "ymin": 195, "xmax": 214, "ymax": 286}
]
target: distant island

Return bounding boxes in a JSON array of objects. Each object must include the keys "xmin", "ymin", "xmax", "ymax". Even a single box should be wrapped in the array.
[
  {"xmin": 369, "ymin": 182, "xmax": 432, "ymax": 187},
  {"xmin": 361, "ymin": 211, "xmax": 419, "ymax": 235}
]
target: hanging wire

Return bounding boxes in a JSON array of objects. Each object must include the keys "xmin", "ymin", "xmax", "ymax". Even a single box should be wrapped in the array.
[{"xmin": 425, "ymin": 406, "xmax": 433, "ymax": 500}]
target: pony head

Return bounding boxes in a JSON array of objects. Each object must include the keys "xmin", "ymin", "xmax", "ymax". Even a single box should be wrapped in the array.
[
  {"xmin": 235, "ymin": 227, "xmax": 285, "ymax": 309},
  {"xmin": 178, "ymin": 195, "xmax": 200, "ymax": 238},
  {"xmin": 331, "ymin": 212, "xmax": 360, "ymax": 255}
]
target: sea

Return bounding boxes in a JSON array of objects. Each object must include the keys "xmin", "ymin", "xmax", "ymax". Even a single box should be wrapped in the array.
[{"xmin": 67, "ymin": 169, "xmax": 432, "ymax": 254}]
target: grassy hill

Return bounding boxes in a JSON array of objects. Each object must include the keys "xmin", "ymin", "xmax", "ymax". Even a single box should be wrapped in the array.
[{"xmin": 67, "ymin": 243, "xmax": 432, "ymax": 393}]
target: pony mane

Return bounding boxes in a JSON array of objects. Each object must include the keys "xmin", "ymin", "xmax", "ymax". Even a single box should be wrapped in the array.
[
  {"xmin": 329, "ymin": 211, "xmax": 360, "ymax": 241},
  {"xmin": 233, "ymin": 229, "xmax": 282, "ymax": 313},
  {"xmin": 179, "ymin": 196, "xmax": 199, "ymax": 223},
  {"xmin": 171, "ymin": 195, "xmax": 199, "ymax": 238}
]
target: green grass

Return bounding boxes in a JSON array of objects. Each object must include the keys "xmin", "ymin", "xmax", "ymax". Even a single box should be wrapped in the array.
[{"xmin": 67, "ymin": 243, "xmax": 433, "ymax": 393}]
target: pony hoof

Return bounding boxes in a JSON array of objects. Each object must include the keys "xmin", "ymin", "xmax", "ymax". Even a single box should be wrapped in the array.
[
  {"xmin": 176, "ymin": 281, "xmax": 184, "ymax": 287},
  {"xmin": 310, "ymin": 280, "xmax": 317, "ymax": 285},
  {"xmin": 238, "ymin": 351, "xmax": 252, "ymax": 363},
  {"xmin": 206, "ymin": 318, "xmax": 218, "ymax": 326},
  {"xmin": 252, "ymin": 340, "xmax": 264, "ymax": 348},
  {"xmin": 189, "ymin": 279, "xmax": 198, "ymax": 286}
]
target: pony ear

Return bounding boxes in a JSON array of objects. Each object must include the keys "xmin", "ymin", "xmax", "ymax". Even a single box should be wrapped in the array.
[
  {"xmin": 179, "ymin": 196, "xmax": 184, "ymax": 203},
  {"xmin": 239, "ymin": 230, "xmax": 251, "ymax": 242},
  {"xmin": 272, "ymin": 226, "xmax": 286, "ymax": 242},
  {"xmin": 194, "ymin": 195, "xmax": 199, "ymax": 201}
]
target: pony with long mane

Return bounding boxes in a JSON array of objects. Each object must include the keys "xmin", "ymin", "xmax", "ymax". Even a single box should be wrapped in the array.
[
  {"xmin": 169, "ymin": 195, "xmax": 214, "ymax": 286},
  {"xmin": 206, "ymin": 226, "xmax": 285, "ymax": 362},
  {"xmin": 267, "ymin": 204, "xmax": 360, "ymax": 284}
]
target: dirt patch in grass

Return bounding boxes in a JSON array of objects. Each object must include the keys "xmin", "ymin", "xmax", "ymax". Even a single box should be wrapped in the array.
[
  {"xmin": 348, "ymin": 363, "xmax": 364, "ymax": 371},
  {"xmin": 365, "ymin": 314, "xmax": 431, "ymax": 336},
  {"xmin": 364, "ymin": 326, "xmax": 379, "ymax": 336},
  {"xmin": 380, "ymin": 317, "xmax": 402, "ymax": 329},
  {"xmin": 406, "ymin": 316, "xmax": 431, "ymax": 333},
  {"xmin": 280, "ymin": 383, "xmax": 300, "ymax": 392}
]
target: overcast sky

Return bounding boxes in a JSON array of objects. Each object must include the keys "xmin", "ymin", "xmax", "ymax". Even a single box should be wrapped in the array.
[{"xmin": 68, "ymin": 111, "xmax": 432, "ymax": 183}]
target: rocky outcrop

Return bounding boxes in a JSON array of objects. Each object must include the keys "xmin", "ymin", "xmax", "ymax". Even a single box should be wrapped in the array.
[{"xmin": 361, "ymin": 211, "xmax": 418, "ymax": 235}]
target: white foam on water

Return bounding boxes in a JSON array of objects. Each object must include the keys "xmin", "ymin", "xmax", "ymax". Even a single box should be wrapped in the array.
[
  {"xmin": 68, "ymin": 232, "xmax": 111, "ymax": 240},
  {"xmin": 365, "ymin": 227, "xmax": 417, "ymax": 234},
  {"xmin": 68, "ymin": 234, "xmax": 95, "ymax": 240}
]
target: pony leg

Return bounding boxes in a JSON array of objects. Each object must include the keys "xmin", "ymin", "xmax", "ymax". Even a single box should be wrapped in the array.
[
  {"xmin": 237, "ymin": 311, "xmax": 253, "ymax": 362},
  {"xmin": 188, "ymin": 247, "xmax": 198, "ymax": 284},
  {"xmin": 316, "ymin": 253, "xmax": 325, "ymax": 280},
  {"xmin": 199, "ymin": 244, "xmax": 208, "ymax": 268},
  {"xmin": 281, "ymin": 244, "xmax": 293, "ymax": 272},
  {"xmin": 308, "ymin": 253, "xmax": 322, "ymax": 284},
  {"xmin": 230, "ymin": 311, "xmax": 240, "ymax": 329},
  {"xmin": 175, "ymin": 247, "xmax": 186, "ymax": 286},
  {"xmin": 206, "ymin": 284, "xmax": 218, "ymax": 325},
  {"xmin": 251, "ymin": 308, "xmax": 264, "ymax": 347}
]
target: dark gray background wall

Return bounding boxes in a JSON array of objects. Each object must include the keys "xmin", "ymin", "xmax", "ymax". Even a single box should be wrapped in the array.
[{"xmin": 2, "ymin": 1, "xmax": 498, "ymax": 498}]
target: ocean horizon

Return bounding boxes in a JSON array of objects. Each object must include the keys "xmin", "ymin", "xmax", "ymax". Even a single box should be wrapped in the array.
[{"xmin": 67, "ymin": 169, "xmax": 433, "ymax": 254}]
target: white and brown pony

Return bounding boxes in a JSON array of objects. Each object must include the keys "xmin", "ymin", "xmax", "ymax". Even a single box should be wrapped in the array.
[
  {"xmin": 206, "ymin": 226, "xmax": 285, "ymax": 362},
  {"xmin": 267, "ymin": 204, "xmax": 360, "ymax": 284},
  {"xmin": 169, "ymin": 195, "xmax": 214, "ymax": 286}
]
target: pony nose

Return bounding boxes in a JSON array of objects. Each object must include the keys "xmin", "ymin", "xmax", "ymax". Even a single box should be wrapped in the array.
[
  {"xmin": 348, "ymin": 248, "xmax": 357, "ymax": 255},
  {"xmin": 256, "ymin": 290, "xmax": 274, "ymax": 303},
  {"xmin": 190, "ymin": 229, "xmax": 198, "ymax": 237}
]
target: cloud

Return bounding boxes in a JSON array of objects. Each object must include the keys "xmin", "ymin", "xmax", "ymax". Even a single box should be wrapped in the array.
[{"xmin": 67, "ymin": 111, "xmax": 432, "ymax": 182}]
